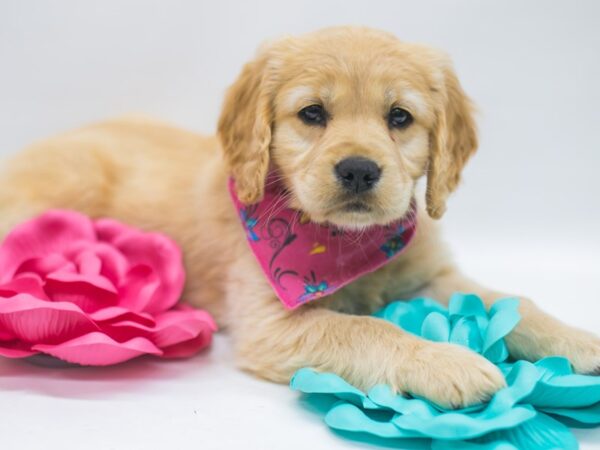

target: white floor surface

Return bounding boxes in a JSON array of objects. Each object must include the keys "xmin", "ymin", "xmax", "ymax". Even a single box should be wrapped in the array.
[{"xmin": 0, "ymin": 236, "xmax": 598, "ymax": 450}]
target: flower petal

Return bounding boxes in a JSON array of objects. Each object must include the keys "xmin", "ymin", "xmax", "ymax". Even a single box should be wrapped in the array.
[
  {"xmin": 291, "ymin": 368, "xmax": 380, "ymax": 409},
  {"xmin": 290, "ymin": 296, "xmax": 595, "ymax": 449},
  {"xmin": 97, "ymin": 306, "xmax": 216, "ymax": 356},
  {"xmin": 0, "ymin": 329, "xmax": 13, "ymax": 340},
  {"xmin": 541, "ymin": 402, "xmax": 600, "ymax": 426},
  {"xmin": 421, "ymin": 311, "xmax": 450, "ymax": 343},
  {"xmin": 0, "ymin": 274, "xmax": 49, "ymax": 300},
  {"xmin": 535, "ymin": 356, "xmax": 573, "ymax": 378},
  {"xmin": 156, "ymin": 308, "xmax": 216, "ymax": 357},
  {"xmin": 32, "ymin": 332, "xmax": 162, "ymax": 365},
  {"xmin": 432, "ymin": 440, "xmax": 518, "ymax": 450},
  {"xmin": 14, "ymin": 254, "xmax": 76, "ymax": 279},
  {"xmin": 160, "ymin": 328, "xmax": 214, "ymax": 358},
  {"xmin": 325, "ymin": 403, "xmax": 416, "ymax": 438},
  {"xmin": 88, "ymin": 306, "xmax": 155, "ymax": 327},
  {"xmin": 46, "ymin": 271, "xmax": 117, "ymax": 294},
  {"xmin": 449, "ymin": 317, "xmax": 483, "ymax": 353},
  {"xmin": 373, "ymin": 298, "xmax": 447, "ymax": 336},
  {"xmin": 524, "ymin": 357, "xmax": 600, "ymax": 409},
  {"xmin": 449, "ymin": 293, "xmax": 488, "ymax": 319},
  {"xmin": 437, "ymin": 413, "xmax": 579, "ymax": 450},
  {"xmin": 74, "ymin": 250, "xmax": 102, "ymax": 276},
  {"xmin": 483, "ymin": 298, "xmax": 521, "ymax": 360},
  {"xmin": 95, "ymin": 219, "xmax": 185, "ymax": 313},
  {"xmin": 151, "ymin": 307, "xmax": 216, "ymax": 348},
  {"xmin": 368, "ymin": 375, "xmax": 537, "ymax": 441},
  {"xmin": 97, "ymin": 319, "xmax": 153, "ymax": 342},
  {"xmin": 0, "ymin": 210, "xmax": 96, "ymax": 283},
  {"xmin": 117, "ymin": 265, "xmax": 161, "ymax": 313},
  {"xmin": 0, "ymin": 339, "xmax": 37, "ymax": 358},
  {"xmin": 43, "ymin": 275, "xmax": 118, "ymax": 313},
  {"xmin": 0, "ymin": 294, "xmax": 98, "ymax": 344},
  {"xmin": 368, "ymin": 384, "xmax": 444, "ymax": 416},
  {"xmin": 64, "ymin": 241, "xmax": 129, "ymax": 287},
  {"xmin": 391, "ymin": 405, "xmax": 536, "ymax": 441}
]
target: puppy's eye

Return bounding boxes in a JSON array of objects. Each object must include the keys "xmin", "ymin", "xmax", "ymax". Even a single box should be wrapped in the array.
[
  {"xmin": 388, "ymin": 107, "xmax": 413, "ymax": 129},
  {"xmin": 298, "ymin": 104, "xmax": 327, "ymax": 126}
]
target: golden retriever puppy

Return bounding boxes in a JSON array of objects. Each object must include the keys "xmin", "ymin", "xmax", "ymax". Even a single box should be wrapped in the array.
[{"xmin": 0, "ymin": 26, "xmax": 598, "ymax": 408}]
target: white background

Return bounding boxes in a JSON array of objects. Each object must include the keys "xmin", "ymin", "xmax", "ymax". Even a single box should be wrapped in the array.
[{"xmin": 0, "ymin": 1, "xmax": 599, "ymax": 449}]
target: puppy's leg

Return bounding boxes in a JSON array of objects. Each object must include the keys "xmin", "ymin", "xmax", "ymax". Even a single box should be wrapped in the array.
[
  {"xmin": 225, "ymin": 259, "xmax": 506, "ymax": 408},
  {"xmin": 422, "ymin": 267, "xmax": 600, "ymax": 374}
]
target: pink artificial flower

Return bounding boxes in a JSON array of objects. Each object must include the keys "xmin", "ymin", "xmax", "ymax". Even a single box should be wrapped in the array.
[{"xmin": 0, "ymin": 210, "xmax": 216, "ymax": 365}]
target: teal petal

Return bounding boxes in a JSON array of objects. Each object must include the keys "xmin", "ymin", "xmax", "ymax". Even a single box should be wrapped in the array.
[
  {"xmin": 368, "ymin": 384, "xmax": 446, "ymax": 416},
  {"xmin": 483, "ymin": 298, "xmax": 521, "ymax": 359},
  {"xmin": 366, "ymin": 365, "xmax": 539, "ymax": 440},
  {"xmin": 525, "ymin": 357, "xmax": 600, "ymax": 409},
  {"xmin": 325, "ymin": 402, "xmax": 419, "ymax": 438},
  {"xmin": 421, "ymin": 311, "xmax": 451, "ymax": 342},
  {"xmin": 541, "ymin": 401, "xmax": 600, "ymax": 426},
  {"xmin": 433, "ymin": 439, "xmax": 519, "ymax": 449},
  {"xmin": 374, "ymin": 297, "xmax": 446, "ymax": 336},
  {"xmin": 535, "ymin": 356, "xmax": 573, "ymax": 377},
  {"xmin": 489, "ymin": 296, "xmax": 520, "ymax": 317},
  {"xmin": 369, "ymin": 381, "xmax": 487, "ymax": 415},
  {"xmin": 484, "ymin": 340, "xmax": 510, "ymax": 365},
  {"xmin": 490, "ymin": 362, "xmax": 541, "ymax": 408},
  {"xmin": 449, "ymin": 293, "xmax": 488, "ymax": 319},
  {"xmin": 449, "ymin": 316, "xmax": 483, "ymax": 353},
  {"xmin": 392, "ymin": 405, "xmax": 536, "ymax": 440},
  {"xmin": 447, "ymin": 413, "xmax": 580, "ymax": 450},
  {"xmin": 290, "ymin": 368, "xmax": 379, "ymax": 409},
  {"xmin": 290, "ymin": 295, "xmax": 599, "ymax": 450}
]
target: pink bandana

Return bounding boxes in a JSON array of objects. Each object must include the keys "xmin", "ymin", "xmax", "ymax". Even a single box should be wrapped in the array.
[{"xmin": 229, "ymin": 177, "xmax": 417, "ymax": 309}]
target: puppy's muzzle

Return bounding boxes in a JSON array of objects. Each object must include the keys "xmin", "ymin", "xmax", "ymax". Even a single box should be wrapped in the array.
[{"xmin": 334, "ymin": 157, "xmax": 381, "ymax": 194}]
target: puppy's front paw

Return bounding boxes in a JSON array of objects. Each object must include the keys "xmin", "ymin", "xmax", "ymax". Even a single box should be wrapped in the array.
[
  {"xmin": 400, "ymin": 342, "xmax": 506, "ymax": 409},
  {"xmin": 510, "ymin": 323, "xmax": 600, "ymax": 375},
  {"xmin": 548, "ymin": 327, "xmax": 600, "ymax": 375}
]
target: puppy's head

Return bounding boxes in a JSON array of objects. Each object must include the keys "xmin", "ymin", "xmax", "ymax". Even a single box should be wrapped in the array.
[{"xmin": 218, "ymin": 27, "xmax": 477, "ymax": 228}]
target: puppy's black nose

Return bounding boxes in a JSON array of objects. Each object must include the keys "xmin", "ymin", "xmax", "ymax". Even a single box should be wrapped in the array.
[{"xmin": 335, "ymin": 157, "xmax": 381, "ymax": 194}]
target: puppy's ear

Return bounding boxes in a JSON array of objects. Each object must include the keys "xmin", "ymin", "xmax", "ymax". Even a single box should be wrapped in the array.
[
  {"xmin": 426, "ymin": 59, "xmax": 478, "ymax": 219},
  {"xmin": 218, "ymin": 50, "xmax": 274, "ymax": 204}
]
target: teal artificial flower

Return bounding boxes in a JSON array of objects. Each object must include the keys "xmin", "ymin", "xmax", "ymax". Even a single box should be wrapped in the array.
[{"xmin": 290, "ymin": 293, "xmax": 600, "ymax": 450}]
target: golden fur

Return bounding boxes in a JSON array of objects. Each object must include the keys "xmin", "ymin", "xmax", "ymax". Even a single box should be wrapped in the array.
[{"xmin": 1, "ymin": 27, "xmax": 598, "ymax": 408}]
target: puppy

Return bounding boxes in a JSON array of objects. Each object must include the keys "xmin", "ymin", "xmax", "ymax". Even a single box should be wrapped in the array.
[{"xmin": 1, "ymin": 26, "xmax": 598, "ymax": 408}]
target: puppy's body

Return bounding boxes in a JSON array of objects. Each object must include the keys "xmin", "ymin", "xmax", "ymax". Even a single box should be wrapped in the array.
[
  {"xmin": 1, "ymin": 27, "xmax": 598, "ymax": 408},
  {"xmin": 0, "ymin": 117, "xmax": 441, "ymax": 322},
  {"xmin": 0, "ymin": 119, "xmax": 236, "ymax": 323}
]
